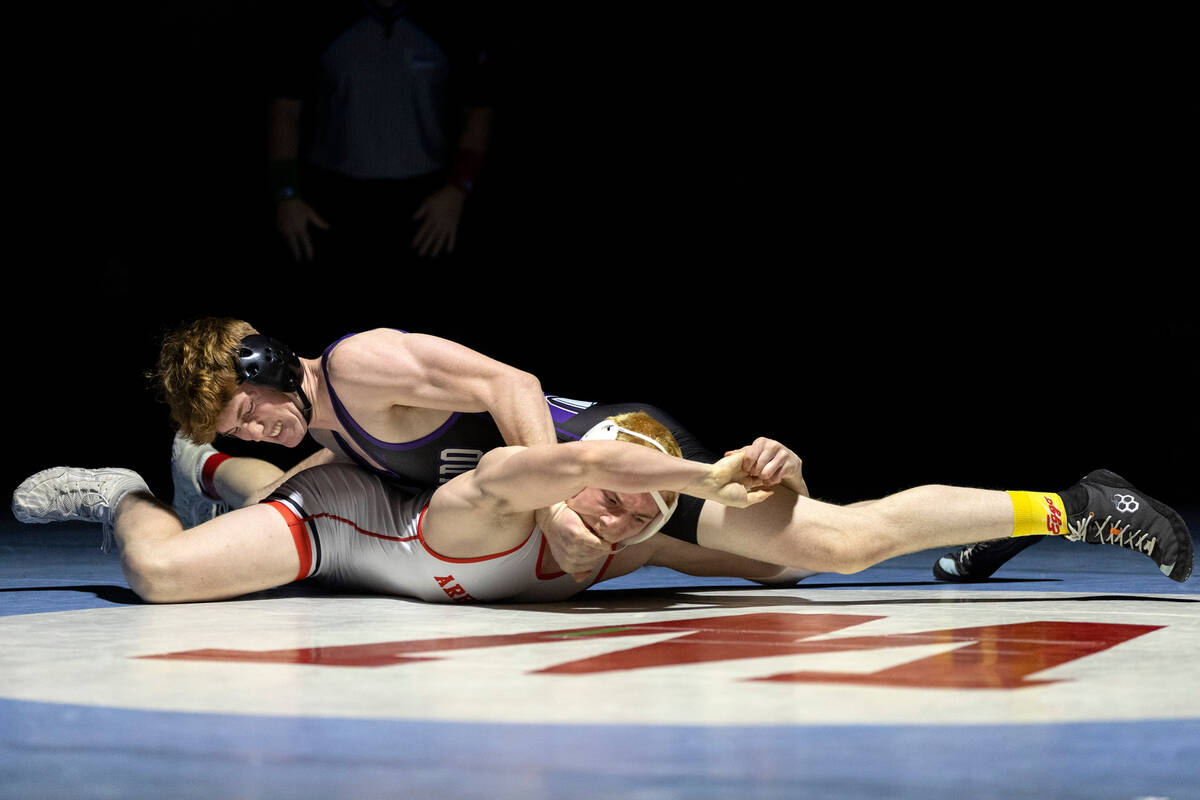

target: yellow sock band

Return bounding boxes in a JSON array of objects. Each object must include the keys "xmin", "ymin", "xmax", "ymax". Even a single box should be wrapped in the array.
[{"xmin": 1008, "ymin": 491, "xmax": 1068, "ymax": 537}]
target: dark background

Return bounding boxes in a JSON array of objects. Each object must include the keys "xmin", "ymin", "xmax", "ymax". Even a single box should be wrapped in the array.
[{"xmin": 5, "ymin": 4, "xmax": 1195, "ymax": 517}]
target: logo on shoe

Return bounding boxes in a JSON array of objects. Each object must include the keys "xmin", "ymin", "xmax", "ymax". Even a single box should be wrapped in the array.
[{"xmin": 1114, "ymin": 494, "xmax": 1140, "ymax": 514}]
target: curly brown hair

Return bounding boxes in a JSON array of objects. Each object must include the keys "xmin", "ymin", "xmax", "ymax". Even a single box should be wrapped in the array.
[{"xmin": 151, "ymin": 317, "xmax": 258, "ymax": 444}]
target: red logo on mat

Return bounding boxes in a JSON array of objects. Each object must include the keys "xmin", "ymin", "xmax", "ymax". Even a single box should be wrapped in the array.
[{"xmin": 140, "ymin": 614, "xmax": 1161, "ymax": 690}]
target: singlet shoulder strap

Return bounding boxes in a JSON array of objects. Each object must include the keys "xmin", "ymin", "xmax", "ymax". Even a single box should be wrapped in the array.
[{"xmin": 320, "ymin": 333, "xmax": 362, "ymax": 437}]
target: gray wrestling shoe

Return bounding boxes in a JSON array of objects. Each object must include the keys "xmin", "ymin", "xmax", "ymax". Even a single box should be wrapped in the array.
[
  {"xmin": 753, "ymin": 566, "xmax": 819, "ymax": 587},
  {"xmin": 12, "ymin": 466, "xmax": 151, "ymax": 553},
  {"xmin": 171, "ymin": 433, "xmax": 228, "ymax": 528},
  {"xmin": 1063, "ymin": 469, "xmax": 1193, "ymax": 583}
]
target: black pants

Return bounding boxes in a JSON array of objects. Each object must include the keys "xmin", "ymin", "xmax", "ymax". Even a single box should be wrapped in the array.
[{"xmin": 300, "ymin": 165, "xmax": 448, "ymax": 269}]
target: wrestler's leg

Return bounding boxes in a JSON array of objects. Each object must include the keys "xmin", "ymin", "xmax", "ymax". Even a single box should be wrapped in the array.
[
  {"xmin": 14, "ymin": 465, "xmax": 303, "ymax": 603},
  {"xmin": 114, "ymin": 494, "xmax": 301, "ymax": 603},
  {"xmin": 173, "ymin": 432, "xmax": 283, "ymax": 514},
  {"xmin": 701, "ymin": 473, "xmax": 1193, "ymax": 583},
  {"xmin": 697, "ymin": 484, "xmax": 1013, "ymax": 574},
  {"xmin": 185, "ymin": 441, "xmax": 335, "ymax": 507},
  {"xmin": 209, "ymin": 457, "xmax": 285, "ymax": 507}
]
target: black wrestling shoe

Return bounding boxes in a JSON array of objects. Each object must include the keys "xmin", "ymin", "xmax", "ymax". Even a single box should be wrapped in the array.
[
  {"xmin": 932, "ymin": 536, "xmax": 1042, "ymax": 582},
  {"xmin": 1063, "ymin": 469, "xmax": 1193, "ymax": 583}
]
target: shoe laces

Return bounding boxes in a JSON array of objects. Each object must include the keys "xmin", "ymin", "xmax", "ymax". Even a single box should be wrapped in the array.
[
  {"xmin": 1065, "ymin": 512, "xmax": 1156, "ymax": 556},
  {"xmin": 956, "ymin": 543, "xmax": 983, "ymax": 568},
  {"xmin": 54, "ymin": 474, "xmax": 131, "ymax": 554},
  {"xmin": 51, "ymin": 479, "xmax": 116, "ymax": 552},
  {"xmin": 955, "ymin": 538, "xmax": 1011, "ymax": 568}
]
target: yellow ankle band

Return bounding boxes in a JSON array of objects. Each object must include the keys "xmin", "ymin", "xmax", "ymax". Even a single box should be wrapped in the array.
[{"xmin": 1008, "ymin": 491, "xmax": 1068, "ymax": 537}]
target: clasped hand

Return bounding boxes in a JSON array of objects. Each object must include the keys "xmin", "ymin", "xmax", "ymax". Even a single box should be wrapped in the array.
[{"xmin": 681, "ymin": 451, "xmax": 774, "ymax": 507}]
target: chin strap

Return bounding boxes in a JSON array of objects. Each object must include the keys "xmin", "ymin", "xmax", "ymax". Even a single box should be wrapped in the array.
[
  {"xmin": 579, "ymin": 419, "xmax": 680, "ymax": 544},
  {"xmin": 294, "ymin": 385, "xmax": 313, "ymax": 424}
]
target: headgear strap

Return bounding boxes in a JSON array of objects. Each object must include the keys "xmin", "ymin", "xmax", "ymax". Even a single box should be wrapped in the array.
[{"xmin": 580, "ymin": 419, "xmax": 679, "ymax": 544}]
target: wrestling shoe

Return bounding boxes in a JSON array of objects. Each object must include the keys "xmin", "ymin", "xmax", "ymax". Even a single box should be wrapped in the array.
[
  {"xmin": 753, "ymin": 566, "xmax": 820, "ymax": 587},
  {"xmin": 11, "ymin": 466, "xmax": 151, "ymax": 553},
  {"xmin": 933, "ymin": 536, "xmax": 1043, "ymax": 582},
  {"xmin": 1062, "ymin": 469, "xmax": 1193, "ymax": 583},
  {"xmin": 171, "ymin": 433, "xmax": 228, "ymax": 528}
]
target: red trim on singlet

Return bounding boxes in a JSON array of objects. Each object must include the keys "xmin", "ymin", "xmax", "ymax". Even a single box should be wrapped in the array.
[
  {"xmin": 415, "ymin": 504, "xmax": 535, "ymax": 564},
  {"xmin": 200, "ymin": 452, "xmax": 232, "ymax": 501},
  {"xmin": 594, "ymin": 553, "xmax": 615, "ymax": 583},
  {"xmin": 305, "ymin": 512, "xmax": 420, "ymax": 543},
  {"xmin": 265, "ymin": 500, "xmax": 313, "ymax": 582},
  {"xmin": 266, "ymin": 498, "xmax": 421, "ymax": 566},
  {"xmin": 534, "ymin": 535, "xmax": 565, "ymax": 580}
]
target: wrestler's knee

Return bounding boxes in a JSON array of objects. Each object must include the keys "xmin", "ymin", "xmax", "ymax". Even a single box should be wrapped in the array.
[
  {"xmin": 699, "ymin": 492, "xmax": 894, "ymax": 574},
  {"xmin": 120, "ymin": 543, "xmax": 187, "ymax": 603},
  {"xmin": 795, "ymin": 534, "xmax": 871, "ymax": 574},
  {"xmin": 797, "ymin": 511, "xmax": 893, "ymax": 574}
]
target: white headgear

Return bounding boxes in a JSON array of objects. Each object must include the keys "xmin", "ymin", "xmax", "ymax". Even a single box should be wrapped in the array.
[{"xmin": 579, "ymin": 419, "xmax": 679, "ymax": 544}]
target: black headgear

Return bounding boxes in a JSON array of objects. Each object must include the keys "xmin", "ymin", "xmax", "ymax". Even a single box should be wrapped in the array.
[{"xmin": 235, "ymin": 334, "xmax": 312, "ymax": 421}]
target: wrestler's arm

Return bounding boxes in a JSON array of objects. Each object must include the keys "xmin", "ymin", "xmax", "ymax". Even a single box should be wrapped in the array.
[
  {"xmin": 461, "ymin": 441, "xmax": 770, "ymax": 515},
  {"xmin": 425, "ymin": 442, "xmax": 768, "ymax": 561},
  {"xmin": 236, "ymin": 427, "xmax": 355, "ymax": 505},
  {"xmin": 328, "ymin": 329, "xmax": 606, "ymax": 577},
  {"xmin": 325, "ymin": 329, "xmax": 556, "ymax": 448}
]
